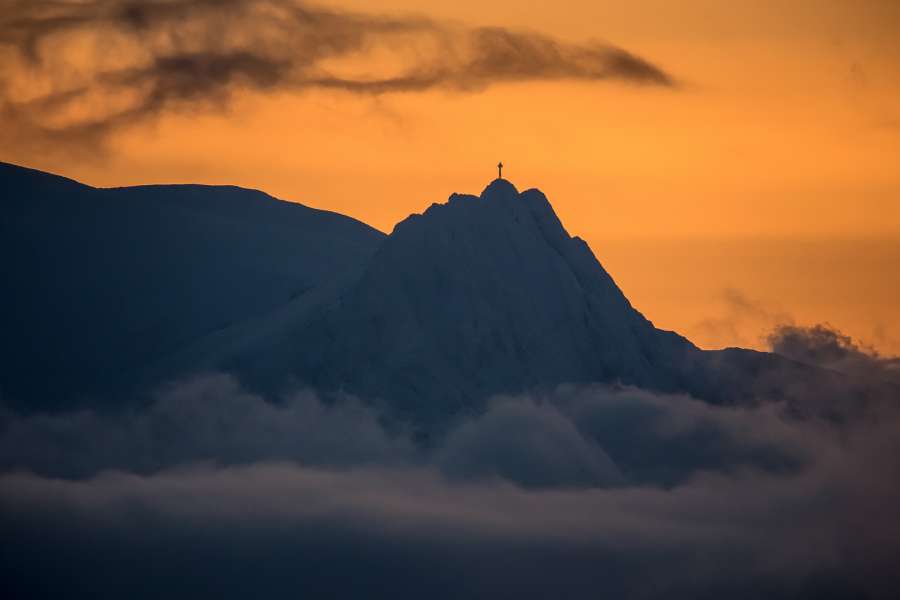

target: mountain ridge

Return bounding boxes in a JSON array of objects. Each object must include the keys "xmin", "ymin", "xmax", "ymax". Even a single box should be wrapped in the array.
[
  {"xmin": 1, "ymin": 162, "xmax": 885, "ymax": 424},
  {"xmin": 0, "ymin": 161, "xmax": 384, "ymax": 410}
]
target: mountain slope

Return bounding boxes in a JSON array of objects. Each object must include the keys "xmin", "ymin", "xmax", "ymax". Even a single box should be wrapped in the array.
[{"xmin": 0, "ymin": 162, "xmax": 384, "ymax": 411}]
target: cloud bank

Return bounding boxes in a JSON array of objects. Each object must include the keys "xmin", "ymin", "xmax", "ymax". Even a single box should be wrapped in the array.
[
  {"xmin": 2, "ymin": 325, "xmax": 899, "ymax": 598},
  {"xmin": 769, "ymin": 323, "xmax": 900, "ymax": 385},
  {"xmin": 0, "ymin": 0, "xmax": 674, "ymax": 154}
]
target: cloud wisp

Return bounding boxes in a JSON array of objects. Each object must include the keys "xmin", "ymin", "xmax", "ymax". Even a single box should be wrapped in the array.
[
  {"xmin": 0, "ymin": 0, "xmax": 674, "ymax": 154},
  {"xmin": 690, "ymin": 287, "xmax": 794, "ymax": 349}
]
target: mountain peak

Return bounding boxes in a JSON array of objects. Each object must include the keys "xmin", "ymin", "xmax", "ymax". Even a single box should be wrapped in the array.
[
  {"xmin": 277, "ymin": 180, "xmax": 699, "ymax": 423},
  {"xmin": 481, "ymin": 178, "xmax": 519, "ymax": 199}
]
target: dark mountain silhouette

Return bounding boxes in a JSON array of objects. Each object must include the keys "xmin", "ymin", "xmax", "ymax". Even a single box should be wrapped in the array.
[
  {"xmin": 1, "ymin": 163, "xmax": 882, "ymax": 421},
  {"xmin": 0, "ymin": 162, "xmax": 383, "ymax": 410}
]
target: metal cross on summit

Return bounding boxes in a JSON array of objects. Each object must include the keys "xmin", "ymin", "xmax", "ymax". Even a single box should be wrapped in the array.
[{"xmin": 497, "ymin": 161, "xmax": 503, "ymax": 179}]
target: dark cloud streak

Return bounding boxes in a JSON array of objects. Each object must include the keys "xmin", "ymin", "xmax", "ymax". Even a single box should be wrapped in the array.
[{"xmin": 0, "ymin": 0, "xmax": 674, "ymax": 154}]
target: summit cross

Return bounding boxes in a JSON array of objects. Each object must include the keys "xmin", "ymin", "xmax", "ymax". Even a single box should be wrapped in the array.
[{"xmin": 497, "ymin": 162, "xmax": 503, "ymax": 179}]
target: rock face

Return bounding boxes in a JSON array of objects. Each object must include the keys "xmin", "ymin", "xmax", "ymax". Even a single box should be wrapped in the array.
[{"xmin": 285, "ymin": 179, "xmax": 700, "ymax": 421}]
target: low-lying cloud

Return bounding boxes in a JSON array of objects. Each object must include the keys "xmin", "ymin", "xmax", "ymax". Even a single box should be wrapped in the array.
[
  {"xmin": 0, "ymin": 375, "xmax": 813, "ymax": 486},
  {"xmin": 0, "ymin": 375, "xmax": 414, "ymax": 478},
  {"xmin": 2, "ymin": 325, "xmax": 898, "ymax": 598},
  {"xmin": 0, "ymin": 0, "xmax": 674, "ymax": 155}
]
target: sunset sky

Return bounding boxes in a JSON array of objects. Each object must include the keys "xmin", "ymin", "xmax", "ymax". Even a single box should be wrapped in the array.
[{"xmin": 3, "ymin": 0, "xmax": 899, "ymax": 353}]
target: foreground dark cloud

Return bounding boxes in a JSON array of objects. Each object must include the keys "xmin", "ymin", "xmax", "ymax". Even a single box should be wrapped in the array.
[
  {"xmin": 2, "ymin": 417, "xmax": 899, "ymax": 599},
  {"xmin": 2, "ymin": 325, "xmax": 898, "ymax": 598},
  {"xmin": 0, "ymin": 0, "xmax": 674, "ymax": 154}
]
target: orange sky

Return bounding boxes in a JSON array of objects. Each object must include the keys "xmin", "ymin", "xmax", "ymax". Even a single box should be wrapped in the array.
[{"xmin": 3, "ymin": 0, "xmax": 899, "ymax": 353}]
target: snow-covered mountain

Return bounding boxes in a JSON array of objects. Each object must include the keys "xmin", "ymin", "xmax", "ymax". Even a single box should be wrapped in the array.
[{"xmin": 283, "ymin": 179, "xmax": 699, "ymax": 420}]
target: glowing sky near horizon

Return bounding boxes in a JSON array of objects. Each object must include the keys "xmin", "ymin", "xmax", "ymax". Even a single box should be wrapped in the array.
[{"xmin": 2, "ymin": 0, "xmax": 899, "ymax": 353}]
